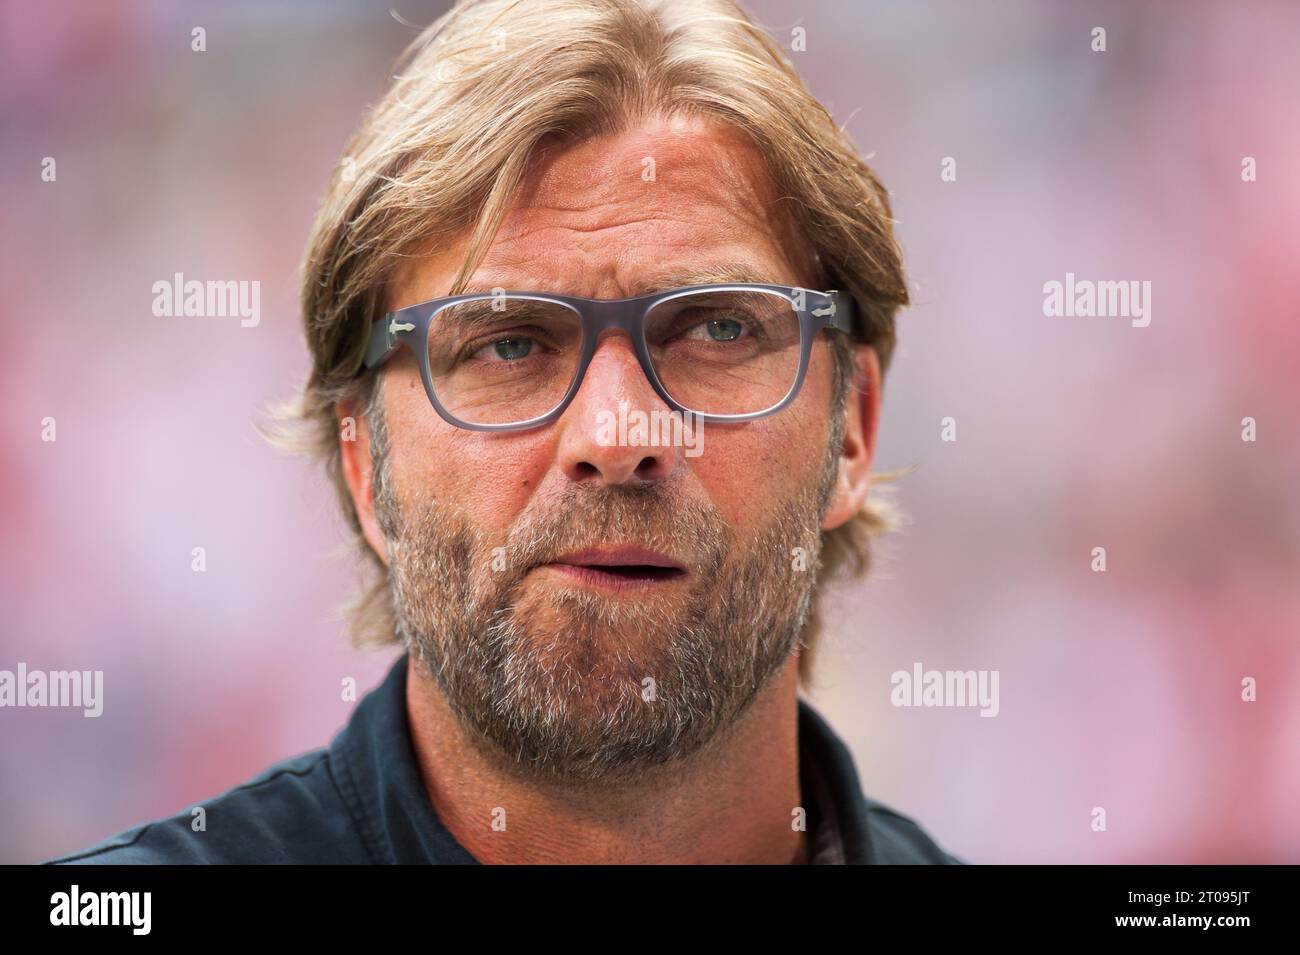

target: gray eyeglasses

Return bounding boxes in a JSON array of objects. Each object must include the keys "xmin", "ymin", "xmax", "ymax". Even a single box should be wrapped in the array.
[{"xmin": 361, "ymin": 282, "xmax": 855, "ymax": 431}]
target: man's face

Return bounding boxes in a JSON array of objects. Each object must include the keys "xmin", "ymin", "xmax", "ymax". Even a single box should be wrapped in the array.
[{"xmin": 347, "ymin": 113, "xmax": 875, "ymax": 783}]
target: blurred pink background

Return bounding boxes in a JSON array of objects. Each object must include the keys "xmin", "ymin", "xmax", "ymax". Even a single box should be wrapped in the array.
[{"xmin": 2, "ymin": 0, "xmax": 1296, "ymax": 864}]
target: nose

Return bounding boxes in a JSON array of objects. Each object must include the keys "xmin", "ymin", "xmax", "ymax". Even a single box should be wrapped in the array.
[{"xmin": 554, "ymin": 332, "xmax": 682, "ymax": 486}]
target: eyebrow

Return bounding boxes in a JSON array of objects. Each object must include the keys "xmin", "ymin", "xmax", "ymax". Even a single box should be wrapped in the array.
[
  {"xmin": 459, "ymin": 262, "xmax": 777, "ymax": 299},
  {"xmin": 433, "ymin": 297, "xmax": 565, "ymax": 334},
  {"xmin": 631, "ymin": 263, "xmax": 774, "ymax": 296}
]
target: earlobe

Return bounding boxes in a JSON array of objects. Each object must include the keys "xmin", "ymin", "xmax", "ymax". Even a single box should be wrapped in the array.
[{"xmin": 820, "ymin": 344, "xmax": 882, "ymax": 532}]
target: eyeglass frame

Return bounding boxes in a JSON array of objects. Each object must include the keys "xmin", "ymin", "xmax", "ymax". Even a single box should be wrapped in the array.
[{"xmin": 360, "ymin": 282, "xmax": 856, "ymax": 432}]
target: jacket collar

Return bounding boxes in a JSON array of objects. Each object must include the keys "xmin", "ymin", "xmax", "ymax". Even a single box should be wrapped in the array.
[
  {"xmin": 330, "ymin": 654, "xmax": 872, "ymax": 864},
  {"xmin": 331, "ymin": 655, "xmax": 477, "ymax": 864}
]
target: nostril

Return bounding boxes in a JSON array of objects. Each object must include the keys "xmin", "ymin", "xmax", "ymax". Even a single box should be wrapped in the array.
[{"xmin": 634, "ymin": 454, "xmax": 672, "ymax": 479}]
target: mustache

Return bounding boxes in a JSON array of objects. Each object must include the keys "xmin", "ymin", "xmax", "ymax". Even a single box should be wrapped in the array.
[{"xmin": 500, "ymin": 482, "xmax": 729, "ymax": 579}]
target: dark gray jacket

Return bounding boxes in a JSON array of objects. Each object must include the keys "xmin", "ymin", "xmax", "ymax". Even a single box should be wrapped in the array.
[{"xmin": 46, "ymin": 655, "xmax": 963, "ymax": 865}]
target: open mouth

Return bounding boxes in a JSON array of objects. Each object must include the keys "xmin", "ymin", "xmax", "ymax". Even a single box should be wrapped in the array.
[{"xmin": 558, "ymin": 563, "xmax": 685, "ymax": 582}]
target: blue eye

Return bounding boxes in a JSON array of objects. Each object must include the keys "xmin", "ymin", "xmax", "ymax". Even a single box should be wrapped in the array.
[
  {"xmin": 705, "ymin": 318, "xmax": 744, "ymax": 341},
  {"xmin": 684, "ymin": 317, "xmax": 746, "ymax": 342},
  {"xmin": 476, "ymin": 338, "xmax": 534, "ymax": 361}
]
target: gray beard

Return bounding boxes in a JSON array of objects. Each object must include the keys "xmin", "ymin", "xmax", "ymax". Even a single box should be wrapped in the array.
[{"xmin": 372, "ymin": 420, "xmax": 836, "ymax": 786}]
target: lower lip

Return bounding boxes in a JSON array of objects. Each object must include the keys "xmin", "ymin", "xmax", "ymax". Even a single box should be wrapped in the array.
[{"xmin": 539, "ymin": 563, "xmax": 687, "ymax": 592}]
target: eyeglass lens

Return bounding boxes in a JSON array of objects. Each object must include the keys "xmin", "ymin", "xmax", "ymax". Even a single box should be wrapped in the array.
[{"xmin": 423, "ymin": 289, "xmax": 803, "ymax": 426}]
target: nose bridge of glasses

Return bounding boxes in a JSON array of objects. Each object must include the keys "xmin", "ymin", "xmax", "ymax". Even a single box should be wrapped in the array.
[
  {"xmin": 565, "ymin": 296, "xmax": 657, "ymax": 386},
  {"xmin": 570, "ymin": 294, "xmax": 654, "ymax": 339},
  {"xmin": 561, "ymin": 298, "xmax": 666, "ymax": 412}
]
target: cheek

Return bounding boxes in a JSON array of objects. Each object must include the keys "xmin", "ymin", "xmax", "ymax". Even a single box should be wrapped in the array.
[
  {"xmin": 386, "ymin": 368, "xmax": 550, "ymax": 532},
  {"xmin": 691, "ymin": 351, "xmax": 834, "ymax": 529}
]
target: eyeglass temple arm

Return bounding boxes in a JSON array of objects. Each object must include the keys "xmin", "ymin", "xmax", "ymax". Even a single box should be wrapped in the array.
[
  {"xmin": 362, "ymin": 311, "xmax": 413, "ymax": 370},
  {"xmin": 814, "ymin": 290, "xmax": 855, "ymax": 334}
]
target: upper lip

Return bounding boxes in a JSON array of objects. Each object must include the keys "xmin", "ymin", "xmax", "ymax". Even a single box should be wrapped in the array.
[{"xmin": 547, "ymin": 546, "xmax": 686, "ymax": 572}]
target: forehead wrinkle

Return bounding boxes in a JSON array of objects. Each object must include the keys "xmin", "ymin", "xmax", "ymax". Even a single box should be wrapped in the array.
[
  {"xmin": 468, "ymin": 204, "xmax": 803, "ymax": 298},
  {"xmin": 507, "ymin": 123, "xmax": 779, "ymax": 241}
]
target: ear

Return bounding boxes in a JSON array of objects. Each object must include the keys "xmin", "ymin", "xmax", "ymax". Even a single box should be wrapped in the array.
[
  {"xmin": 338, "ymin": 391, "xmax": 391, "ymax": 566},
  {"xmin": 821, "ymin": 343, "xmax": 882, "ymax": 531}
]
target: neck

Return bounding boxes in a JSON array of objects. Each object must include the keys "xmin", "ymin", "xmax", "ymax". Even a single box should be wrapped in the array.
[{"xmin": 405, "ymin": 656, "xmax": 809, "ymax": 864}]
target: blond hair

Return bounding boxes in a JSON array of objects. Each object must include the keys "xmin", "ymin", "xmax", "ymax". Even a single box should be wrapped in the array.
[{"xmin": 261, "ymin": 0, "xmax": 909, "ymax": 689}]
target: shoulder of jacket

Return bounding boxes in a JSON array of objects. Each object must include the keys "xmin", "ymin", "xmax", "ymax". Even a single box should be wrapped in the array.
[
  {"xmin": 42, "ymin": 748, "xmax": 360, "ymax": 865},
  {"xmin": 861, "ymin": 797, "xmax": 966, "ymax": 864}
]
